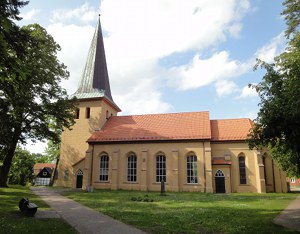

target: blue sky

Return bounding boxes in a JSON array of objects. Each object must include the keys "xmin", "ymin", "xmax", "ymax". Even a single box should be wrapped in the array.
[{"xmin": 18, "ymin": 0, "xmax": 287, "ymax": 153}]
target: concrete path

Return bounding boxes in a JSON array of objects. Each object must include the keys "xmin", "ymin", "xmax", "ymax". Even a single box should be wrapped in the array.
[
  {"xmin": 273, "ymin": 195, "xmax": 300, "ymax": 232},
  {"xmin": 31, "ymin": 187, "xmax": 146, "ymax": 234}
]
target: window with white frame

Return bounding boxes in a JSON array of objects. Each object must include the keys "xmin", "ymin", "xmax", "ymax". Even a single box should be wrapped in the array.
[
  {"xmin": 291, "ymin": 178, "xmax": 296, "ymax": 183},
  {"xmin": 156, "ymin": 154, "xmax": 166, "ymax": 182},
  {"xmin": 127, "ymin": 153, "xmax": 137, "ymax": 182},
  {"xmin": 239, "ymin": 155, "xmax": 246, "ymax": 184},
  {"xmin": 187, "ymin": 155, "xmax": 198, "ymax": 183},
  {"xmin": 100, "ymin": 155, "xmax": 109, "ymax": 181}
]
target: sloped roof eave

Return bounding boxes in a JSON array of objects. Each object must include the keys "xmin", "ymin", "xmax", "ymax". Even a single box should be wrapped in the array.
[
  {"xmin": 87, "ymin": 137, "xmax": 212, "ymax": 144},
  {"xmin": 72, "ymin": 157, "xmax": 86, "ymax": 167}
]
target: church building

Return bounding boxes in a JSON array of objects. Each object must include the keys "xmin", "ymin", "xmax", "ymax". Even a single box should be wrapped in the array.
[{"xmin": 56, "ymin": 18, "xmax": 288, "ymax": 193}]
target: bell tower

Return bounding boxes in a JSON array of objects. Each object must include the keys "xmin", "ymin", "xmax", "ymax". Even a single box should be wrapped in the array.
[{"xmin": 56, "ymin": 16, "xmax": 121, "ymax": 187}]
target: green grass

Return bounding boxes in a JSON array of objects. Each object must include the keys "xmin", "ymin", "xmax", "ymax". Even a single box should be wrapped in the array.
[
  {"xmin": 63, "ymin": 189, "xmax": 299, "ymax": 234},
  {"xmin": 0, "ymin": 185, "xmax": 77, "ymax": 234}
]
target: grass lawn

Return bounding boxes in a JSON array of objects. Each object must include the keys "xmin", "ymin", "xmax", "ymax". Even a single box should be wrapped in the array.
[
  {"xmin": 0, "ymin": 185, "xmax": 77, "ymax": 234},
  {"xmin": 64, "ymin": 189, "xmax": 299, "ymax": 234}
]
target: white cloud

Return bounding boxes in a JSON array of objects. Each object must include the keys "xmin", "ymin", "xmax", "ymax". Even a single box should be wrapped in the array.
[
  {"xmin": 25, "ymin": 140, "xmax": 48, "ymax": 154},
  {"xmin": 108, "ymin": 58, "xmax": 172, "ymax": 115},
  {"xmin": 20, "ymin": 9, "xmax": 39, "ymax": 21},
  {"xmin": 255, "ymin": 32, "xmax": 286, "ymax": 63},
  {"xmin": 239, "ymin": 84, "xmax": 258, "ymax": 99},
  {"xmin": 215, "ymin": 80, "xmax": 239, "ymax": 97},
  {"xmin": 166, "ymin": 51, "xmax": 249, "ymax": 90},
  {"xmin": 45, "ymin": 0, "xmax": 253, "ymax": 115},
  {"xmin": 101, "ymin": 0, "xmax": 250, "ymax": 59},
  {"xmin": 50, "ymin": 3, "xmax": 98, "ymax": 23},
  {"xmin": 47, "ymin": 23, "xmax": 95, "ymax": 94},
  {"xmin": 228, "ymin": 23, "xmax": 242, "ymax": 38}
]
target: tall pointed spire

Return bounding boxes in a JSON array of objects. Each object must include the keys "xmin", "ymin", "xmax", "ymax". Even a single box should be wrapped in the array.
[{"xmin": 72, "ymin": 16, "xmax": 118, "ymax": 109}]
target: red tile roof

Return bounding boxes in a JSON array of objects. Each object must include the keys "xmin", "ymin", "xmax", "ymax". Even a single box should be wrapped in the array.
[
  {"xmin": 88, "ymin": 112, "xmax": 211, "ymax": 143},
  {"xmin": 33, "ymin": 163, "xmax": 55, "ymax": 175},
  {"xmin": 210, "ymin": 118, "xmax": 253, "ymax": 141}
]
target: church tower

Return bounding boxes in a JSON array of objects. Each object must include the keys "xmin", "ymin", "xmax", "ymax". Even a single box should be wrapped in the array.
[{"xmin": 56, "ymin": 17, "xmax": 121, "ymax": 188}]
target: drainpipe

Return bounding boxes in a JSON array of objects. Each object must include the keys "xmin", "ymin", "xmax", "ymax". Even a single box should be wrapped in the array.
[
  {"xmin": 203, "ymin": 142, "xmax": 206, "ymax": 192},
  {"xmin": 272, "ymin": 159, "xmax": 276, "ymax": 192},
  {"xmin": 88, "ymin": 144, "xmax": 94, "ymax": 192}
]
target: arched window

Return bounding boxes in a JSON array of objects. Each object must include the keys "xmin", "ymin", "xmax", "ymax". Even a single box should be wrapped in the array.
[
  {"xmin": 64, "ymin": 169, "xmax": 69, "ymax": 181},
  {"xmin": 127, "ymin": 153, "xmax": 137, "ymax": 182},
  {"xmin": 75, "ymin": 108, "xmax": 80, "ymax": 119},
  {"xmin": 156, "ymin": 153, "xmax": 166, "ymax": 182},
  {"xmin": 100, "ymin": 154, "xmax": 109, "ymax": 181},
  {"xmin": 215, "ymin": 169, "xmax": 225, "ymax": 177},
  {"xmin": 85, "ymin": 107, "xmax": 90, "ymax": 119},
  {"xmin": 239, "ymin": 155, "xmax": 246, "ymax": 184},
  {"xmin": 187, "ymin": 154, "xmax": 198, "ymax": 183},
  {"xmin": 262, "ymin": 155, "xmax": 267, "ymax": 182}
]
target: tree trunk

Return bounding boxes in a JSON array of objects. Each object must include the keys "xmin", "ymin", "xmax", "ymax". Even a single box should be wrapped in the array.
[
  {"xmin": 49, "ymin": 156, "xmax": 59, "ymax": 186},
  {"xmin": 0, "ymin": 132, "xmax": 20, "ymax": 187}
]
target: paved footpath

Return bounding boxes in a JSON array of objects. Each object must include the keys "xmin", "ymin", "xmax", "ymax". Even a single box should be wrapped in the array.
[
  {"xmin": 31, "ymin": 187, "xmax": 146, "ymax": 234},
  {"xmin": 273, "ymin": 195, "xmax": 300, "ymax": 232}
]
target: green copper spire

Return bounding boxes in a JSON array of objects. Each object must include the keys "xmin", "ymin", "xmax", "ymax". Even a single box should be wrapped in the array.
[{"xmin": 72, "ymin": 16, "xmax": 116, "ymax": 105}]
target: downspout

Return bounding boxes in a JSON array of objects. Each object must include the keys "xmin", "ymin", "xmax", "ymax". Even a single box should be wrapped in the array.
[
  {"xmin": 89, "ymin": 144, "xmax": 95, "ymax": 190},
  {"xmin": 272, "ymin": 159, "xmax": 276, "ymax": 192},
  {"xmin": 230, "ymin": 164, "xmax": 232, "ymax": 193},
  {"xmin": 203, "ymin": 142, "xmax": 206, "ymax": 192}
]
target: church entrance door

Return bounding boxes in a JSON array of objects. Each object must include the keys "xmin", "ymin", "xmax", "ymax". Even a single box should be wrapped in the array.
[
  {"xmin": 76, "ymin": 170, "xmax": 83, "ymax": 188},
  {"xmin": 215, "ymin": 170, "xmax": 225, "ymax": 193}
]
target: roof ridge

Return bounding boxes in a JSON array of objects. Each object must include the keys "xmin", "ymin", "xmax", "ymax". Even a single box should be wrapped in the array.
[
  {"xmin": 117, "ymin": 111, "xmax": 210, "ymax": 118},
  {"xmin": 211, "ymin": 117, "xmax": 252, "ymax": 121}
]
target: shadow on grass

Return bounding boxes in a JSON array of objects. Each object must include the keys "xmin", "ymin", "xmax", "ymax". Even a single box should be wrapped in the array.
[{"xmin": 0, "ymin": 186, "xmax": 76, "ymax": 234}]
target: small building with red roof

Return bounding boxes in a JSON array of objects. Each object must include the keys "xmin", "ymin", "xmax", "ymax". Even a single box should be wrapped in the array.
[
  {"xmin": 33, "ymin": 163, "xmax": 56, "ymax": 186},
  {"xmin": 55, "ymin": 17, "xmax": 288, "ymax": 193}
]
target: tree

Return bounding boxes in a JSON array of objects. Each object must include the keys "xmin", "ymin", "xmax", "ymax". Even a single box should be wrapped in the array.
[
  {"xmin": 32, "ymin": 152, "xmax": 53, "ymax": 163},
  {"xmin": 8, "ymin": 147, "xmax": 35, "ymax": 185},
  {"xmin": 0, "ymin": 0, "xmax": 28, "ymax": 165},
  {"xmin": 282, "ymin": 0, "xmax": 300, "ymax": 38},
  {"xmin": 46, "ymin": 140, "xmax": 60, "ymax": 186},
  {"xmin": 43, "ymin": 118, "xmax": 63, "ymax": 186},
  {"xmin": 248, "ymin": 0, "xmax": 300, "ymax": 177},
  {"xmin": 0, "ymin": 22, "xmax": 77, "ymax": 187}
]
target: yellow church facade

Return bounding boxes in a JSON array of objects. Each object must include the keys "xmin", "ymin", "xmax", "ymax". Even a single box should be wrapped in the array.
[{"xmin": 55, "ymin": 18, "xmax": 288, "ymax": 193}]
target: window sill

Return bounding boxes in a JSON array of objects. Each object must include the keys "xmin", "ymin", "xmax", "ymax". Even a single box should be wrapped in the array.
[{"xmin": 94, "ymin": 181, "xmax": 110, "ymax": 183}]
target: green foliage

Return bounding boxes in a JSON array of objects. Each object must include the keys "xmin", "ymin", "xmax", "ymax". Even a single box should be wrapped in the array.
[
  {"xmin": 282, "ymin": 0, "xmax": 300, "ymax": 38},
  {"xmin": 8, "ymin": 147, "xmax": 34, "ymax": 185},
  {"xmin": 131, "ymin": 194, "xmax": 154, "ymax": 202},
  {"xmin": 64, "ymin": 189, "xmax": 298, "ymax": 234},
  {"xmin": 0, "ymin": 1, "xmax": 78, "ymax": 187},
  {"xmin": 0, "ymin": 0, "xmax": 28, "ymax": 153},
  {"xmin": 0, "ymin": 185, "xmax": 76, "ymax": 234},
  {"xmin": 44, "ymin": 141, "xmax": 60, "ymax": 161},
  {"xmin": 32, "ymin": 152, "xmax": 52, "ymax": 163},
  {"xmin": 44, "ymin": 117, "xmax": 62, "ymax": 162},
  {"xmin": 248, "ymin": 1, "xmax": 300, "ymax": 177},
  {"xmin": 2, "ymin": 23, "xmax": 77, "ymax": 144}
]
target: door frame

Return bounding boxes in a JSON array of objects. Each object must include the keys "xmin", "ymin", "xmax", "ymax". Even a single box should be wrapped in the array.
[
  {"xmin": 76, "ymin": 169, "xmax": 83, "ymax": 188},
  {"xmin": 215, "ymin": 169, "xmax": 225, "ymax": 193}
]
